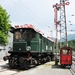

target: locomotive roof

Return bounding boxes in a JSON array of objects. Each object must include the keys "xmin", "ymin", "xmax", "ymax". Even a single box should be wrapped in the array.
[
  {"xmin": 13, "ymin": 24, "xmax": 54, "ymax": 42},
  {"xmin": 15, "ymin": 24, "xmax": 44, "ymax": 34}
]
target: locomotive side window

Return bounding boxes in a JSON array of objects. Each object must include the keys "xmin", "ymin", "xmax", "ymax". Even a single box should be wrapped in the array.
[{"xmin": 44, "ymin": 38, "xmax": 46, "ymax": 43}]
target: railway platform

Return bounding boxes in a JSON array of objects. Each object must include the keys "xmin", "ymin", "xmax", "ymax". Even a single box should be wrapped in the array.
[{"xmin": 0, "ymin": 60, "xmax": 75, "ymax": 75}]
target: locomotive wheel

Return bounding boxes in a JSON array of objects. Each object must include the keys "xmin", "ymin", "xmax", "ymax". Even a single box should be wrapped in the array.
[
  {"xmin": 52, "ymin": 56, "xmax": 55, "ymax": 61},
  {"xmin": 9, "ymin": 59, "xmax": 15, "ymax": 68},
  {"xmin": 41, "ymin": 58, "xmax": 45, "ymax": 64},
  {"xmin": 41, "ymin": 58, "xmax": 46, "ymax": 64},
  {"xmin": 21, "ymin": 60, "xmax": 28, "ymax": 70},
  {"xmin": 46, "ymin": 56, "xmax": 51, "ymax": 62},
  {"xmin": 44, "ymin": 58, "xmax": 47, "ymax": 63},
  {"xmin": 48, "ymin": 56, "xmax": 51, "ymax": 62},
  {"xmin": 38, "ymin": 58, "xmax": 42, "ymax": 65}
]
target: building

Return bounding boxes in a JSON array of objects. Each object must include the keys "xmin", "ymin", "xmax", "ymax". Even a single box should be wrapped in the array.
[{"xmin": 0, "ymin": 32, "xmax": 13, "ymax": 59}]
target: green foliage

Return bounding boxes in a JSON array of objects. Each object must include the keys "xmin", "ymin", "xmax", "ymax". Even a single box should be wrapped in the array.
[
  {"xmin": 0, "ymin": 5, "xmax": 11, "ymax": 46},
  {"xmin": 58, "ymin": 40, "xmax": 75, "ymax": 51}
]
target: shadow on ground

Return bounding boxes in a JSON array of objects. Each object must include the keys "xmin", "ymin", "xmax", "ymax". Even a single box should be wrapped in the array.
[
  {"xmin": 0, "ymin": 63, "xmax": 20, "ymax": 72},
  {"xmin": 51, "ymin": 64, "xmax": 62, "ymax": 69},
  {"xmin": 0, "ymin": 63, "xmax": 9, "ymax": 69},
  {"xmin": 52, "ymin": 64, "xmax": 71, "ymax": 69}
]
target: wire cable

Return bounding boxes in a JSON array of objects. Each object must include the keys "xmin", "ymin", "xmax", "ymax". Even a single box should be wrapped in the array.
[
  {"xmin": 12, "ymin": 0, "xmax": 55, "ymax": 37},
  {"xmin": 17, "ymin": 0, "xmax": 49, "ymax": 28},
  {"xmin": 18, "ymin": 0, "xmax": 55, "ymax": 30},
  {"xmin": 12, "ymin": 0, "xmax": 42, "ymax": 26}
]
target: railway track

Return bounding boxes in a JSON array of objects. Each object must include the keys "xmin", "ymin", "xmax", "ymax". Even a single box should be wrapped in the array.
[{"xmin": 70, "ymin": 55, "xmax": 75, "ymax": 75}]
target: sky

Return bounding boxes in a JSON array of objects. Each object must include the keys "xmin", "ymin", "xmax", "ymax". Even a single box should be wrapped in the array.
[{"xmin": 0, "ymin": 0, "xmax": 75, "ymax": 39}]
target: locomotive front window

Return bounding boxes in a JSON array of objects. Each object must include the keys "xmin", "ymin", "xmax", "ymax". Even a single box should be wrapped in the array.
[
  {"xmin": 23, "ymin": 30, "xmax": 30, "ymax": 40},
  {"xmin": 14, "ymin": 29, "xmax": 36, "ymax": 41},
  {"xmin": 15, "ymin": 31, "xmax": 21, "ymax": 40},
  {"xmin": 32, "ymin": 32, "xmax": 36, "ymax": 38}
]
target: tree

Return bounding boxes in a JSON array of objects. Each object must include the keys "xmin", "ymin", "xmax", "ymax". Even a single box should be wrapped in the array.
[
  {"xmin": 58, "ymin": 40, "xmax": 75, "ymax": 51},
  {"xmin": 0, "ymin": 5, "xmax": 11, "ymax": 46}
]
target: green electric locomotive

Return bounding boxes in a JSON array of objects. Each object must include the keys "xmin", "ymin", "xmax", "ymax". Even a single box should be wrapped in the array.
[{"xmin": 4, "ymin": 24, "xmax": 55, "ymax": 69}]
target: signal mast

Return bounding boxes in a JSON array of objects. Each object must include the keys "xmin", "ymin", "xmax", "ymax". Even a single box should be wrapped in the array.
[{"xmin": 53, "ymin": 0, "xmax": 70, "ymax": 64}]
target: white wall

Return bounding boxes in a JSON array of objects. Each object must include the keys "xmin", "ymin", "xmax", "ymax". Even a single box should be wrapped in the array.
[{"xmin": 0, "ymin": 32, "xmax": 13, "ymax": 60}]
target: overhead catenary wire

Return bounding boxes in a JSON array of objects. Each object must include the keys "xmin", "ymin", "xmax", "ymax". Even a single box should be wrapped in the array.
[
  {"xmin": 17, "ymin": 0, "xmax": 55, "ymax": 30},
  {"xmin": 12, "ymin": 0, "xmax": 42, "ymax": 25},
  {"xmin": 12, "ymin": 0, "xmax": 55, "ymax": 37},
  {"xmin": 17, "ymin": 0, "xmax": 55, "ymax": 36}
]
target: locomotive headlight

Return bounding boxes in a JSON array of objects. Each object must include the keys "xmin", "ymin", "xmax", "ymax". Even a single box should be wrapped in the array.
[{"xmin": 26, "ymin": 46, "xmax": 31, "ymax": 51}]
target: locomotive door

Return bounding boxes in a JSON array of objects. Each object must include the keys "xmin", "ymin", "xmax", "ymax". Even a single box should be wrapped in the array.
[{"xmin": 60, "ymin": 46, "xmax": 72, "ymax": 66}]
